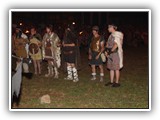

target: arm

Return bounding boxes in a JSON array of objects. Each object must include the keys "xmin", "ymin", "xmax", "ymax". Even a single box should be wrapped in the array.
[
  {"xmin": 105, "ymin": 42, "xmax": 118, "ymax": 55},
  {"xmin": 56, "ymin": 36, "xmax": 61, "ymax": 47},
  {"xmin": 89, "ymin": 47, "xmax": 92, "ymax": 55},
  {"xmin": 95, "ymin": 41, "xmax": 105, "ymax": 60},
  {"xmin": 111, "ymin": 42, "xmax": 118, "ymax": 52},
  {"xmin": 42, "ymin": 35, "xmax": 46, "ymax": 59},
  {"xmin": 88, "ymin": 45, "xmax": 92, "ymax": 60},
  {"xmin": 97, "ymin": 41, "xmax": 105, "ymax": 57}
]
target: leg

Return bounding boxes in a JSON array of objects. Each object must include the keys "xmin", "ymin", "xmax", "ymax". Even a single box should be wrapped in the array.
[
  {"xmin": 110, "ymin": 70, "xmax": 114, "ymax": 83},
  {"xmin": 115, "ymin": 70, "xmax": 120, "ymax": 83},
  {"xmin": 91, "ymin": 65, "xmax": 96, "ymax": 80},
  {"xmin": 99, "ymin": 65, "xmax": 104, "ymax": 82},
  {"xmin": 54, "ymin": 66, "xmax": 59, "ymax": 79},
  {"xmin": 52, "ymin": 59, "xmax": 59, "ymax": 79},
  {"xmin": 71, "ymin": 63, "xmax": 79, "ymax": 82},
  {"xmin": 112, "ymin": 70, "xmax": 120, "ymax": 87},
  {"xmin": 33, "ymin": 60, "xmax": 37, "ymax": 75},
  {"xmin": 50, "ymin": 61, "xmax": 54, "ymax": 76},
  {"xmin": 64, "ymin": 63, "xmax": 73, "ymax": 80},
  {"xmin": 37, "ymin": 60, "xmax": 41, "ymax": 75},
  {"xmin": 45, "ymin": 60, "xmax": 52, "ymax": 77},
  {"xmin": 105, "ymin": 70, "xmax": 114, "ymax": 86}
]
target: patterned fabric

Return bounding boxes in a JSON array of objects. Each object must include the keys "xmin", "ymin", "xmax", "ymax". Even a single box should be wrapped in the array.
[
  {"xmin": 42, "ymin": 33, "xmax": 61, "ymax": 67},
  {"xmin": 107, "ymin": 31, "xmax": 123, "ymax": 70}
]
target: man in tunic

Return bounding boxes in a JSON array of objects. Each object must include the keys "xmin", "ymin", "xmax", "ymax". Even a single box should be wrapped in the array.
[
  {"xmin": 105, "ymin": 24, "xmax": 123, "ymax": 87},
  {"xmin": 42, "ymin": 24, "xmax": 61, "ymax": 78},
  {"xmin": 12, "ymin": 27, "xmax": 30, "ymax": 74},
  {"xmin": 88, "ymin": 26, "xmax": 105, "ymax": 82},
  {"xmin": 62, "ymin": 27, "xmax": 79, "ymax": 82}
]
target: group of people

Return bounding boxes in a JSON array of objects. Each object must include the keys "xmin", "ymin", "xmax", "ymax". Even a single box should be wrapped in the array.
[
  {"xmin": 89, "ymin": 24, "xmax": 123, "ymax": 87},
  {"xmin": 12, "ymin": 23, "xmax": 123, "ymax": 87}
]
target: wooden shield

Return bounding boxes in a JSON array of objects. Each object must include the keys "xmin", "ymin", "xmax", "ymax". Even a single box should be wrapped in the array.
[{"xmin": 29, "ymin": 43, "xmax": 39, "ymax": 54}]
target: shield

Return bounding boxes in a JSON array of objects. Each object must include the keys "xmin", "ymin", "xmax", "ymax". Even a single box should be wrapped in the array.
[{"xmin": 29, "ymin": 43, "xmax": 39, "ymax": 54}]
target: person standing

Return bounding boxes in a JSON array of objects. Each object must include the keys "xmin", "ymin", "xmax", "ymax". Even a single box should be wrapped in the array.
[
  {"xmin": 29, "ymin": 27, "xmax": 42, "ymax": 75},
  {"xmin": 105, "ymin": 24, "xmax": 123, "ymax": 87},
  {"xmin": 62, "ymin": 27, "xmax": 79, "ymax": 82},
  {"xmin": 88, "ymin": 26, "xmax": 105, "ymax": 82},
  {"xmin": 42, "ymin": 24, "xmax": 61, "ymax": 78},
  {"xmin": 12, "ymin": 27, "xmax": 30, "ymax": 75}
]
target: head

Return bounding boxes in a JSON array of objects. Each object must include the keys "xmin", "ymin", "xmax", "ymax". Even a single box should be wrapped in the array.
[
  {"xmin": 108, "ymin": 24, "xmax": 117, "ymax": 33},
  {"xmin": 92, "ymin": 26, "xmax": 99, "ymax": 36},
  {"xmin": 15, "ymin": 28, "xmax": 21, "ymax": 33},
  {"xmin": 65, "ymin": 27, "xmax": 71, "ymax": 34},
  {"xmin": 15, "ymin": 27, "xmax": 22, "ymax": 38},
  {"xmin": 46, "ymin": 24, "xmax": 53, "ymax": 34},
  {"xmin": 30, "ymin": 27, "xmax": 37, "ymax": 36}
]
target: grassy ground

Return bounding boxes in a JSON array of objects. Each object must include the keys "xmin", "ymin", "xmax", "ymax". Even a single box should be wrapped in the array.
[{"xmin": 12, "ymin": 46, "xmax": 149, "ymax": 109}]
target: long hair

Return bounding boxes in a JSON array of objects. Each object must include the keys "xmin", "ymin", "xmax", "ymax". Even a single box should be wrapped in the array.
[
  {"xmin": 16, "ymin": 30, "xmax": 22, "ymax": 39},
  {"xmin": 63, "ymin": 28, "xmax": 76, "ymax": 44}
]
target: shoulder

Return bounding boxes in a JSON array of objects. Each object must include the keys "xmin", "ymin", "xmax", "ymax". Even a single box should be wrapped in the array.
[
  {"xmin": 43, "ymin": 33, "xmax": 48, "ymax": 39},
  {"xmin": 112, "ymin": 31, "xmax": 123, "ymax": 39},
  {"xmin": 43, "ymin": 33, "xmax": 47, "ymax": 37},
  {"xmin": 21, "ymin": 33, "xmax": 28, "ymax": 39},
  {"xmin": 36, "ymin": 33, "xmax": 42, "ymax": 37},
  {"xmin": 53, "ymin": 33, "xmax": 58, "ymax": 37}
]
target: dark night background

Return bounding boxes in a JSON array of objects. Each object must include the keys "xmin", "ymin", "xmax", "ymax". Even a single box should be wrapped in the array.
[
  {"xmin": 12, "ymin": 12, "xmax": 148, "ymax": 28},
  {"xmin": 12, "ymin": 12, "xmax": 149, "ymax": 47}
]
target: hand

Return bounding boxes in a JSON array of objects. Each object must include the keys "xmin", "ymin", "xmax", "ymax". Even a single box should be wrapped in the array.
[
  {"xmin": 88, "ymin": 54, "xmax": 92, "ymax": 60},
  {"xmin": 105, "ymin": 52, "xmax": 109, "ymax": 57},
  {"xmin": 95, "ymin": 55, "xmax": 100, "ymax": 60},
  {"xmin": 63, "ymin": 44, "xmax": 66, "ymax": 47}
]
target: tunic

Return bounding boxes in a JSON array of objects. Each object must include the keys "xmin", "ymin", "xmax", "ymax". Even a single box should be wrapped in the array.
[
  {"xmin": 89, "ymin": 36, "xmax": 104, "ymax": 66},
  {"xmin": 107, "ymin": 31, "xmax": 123, "ymax": 70},
  {"xmin": 13, "ymin": 38, "xmax": 29, "ymax": 58},
  {"xmin": 42, "ymin": 32, "xmax": 61, "ymax": 68},
  {"xmin": 63, "ymin": 32, "xmax": 77, "ymax": 63}
]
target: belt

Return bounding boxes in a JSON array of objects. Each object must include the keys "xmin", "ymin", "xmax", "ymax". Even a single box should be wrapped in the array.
[{"xmin": 64, "ymin": 51, "xmax": 73, "ymax": 54}]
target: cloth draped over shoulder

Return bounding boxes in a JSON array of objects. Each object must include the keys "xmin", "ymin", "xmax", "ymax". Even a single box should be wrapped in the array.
[
  {"xmin": 42, "ymin": 33, "xmax": 61, "ymax": 68},
  {"xmin": 42, "ymin": 33, "xmax": 61, "ymax": 55},
  {"xmin": 112, "ymin": 31, "xmax": 124, "ymax": 68},
  {"xmin": 12, "ymin": 61, "xmax": 22, "ymax": 98}
]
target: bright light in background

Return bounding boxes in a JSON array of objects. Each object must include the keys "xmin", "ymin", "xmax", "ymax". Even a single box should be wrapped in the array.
[
  {"xmin": 19, "ymin": 23, "xmax": 23, "ymax": 26},
  {"xmin": 79, "ymin": 31, "xmax": 83, "ymax": 35},
  {"xmin": 72, "ymin": 22, "xmax": 75, "ymax": 25},
  {"xmin": 25, "ymin": 30, "xmax": 29, "ymax": 33}
]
